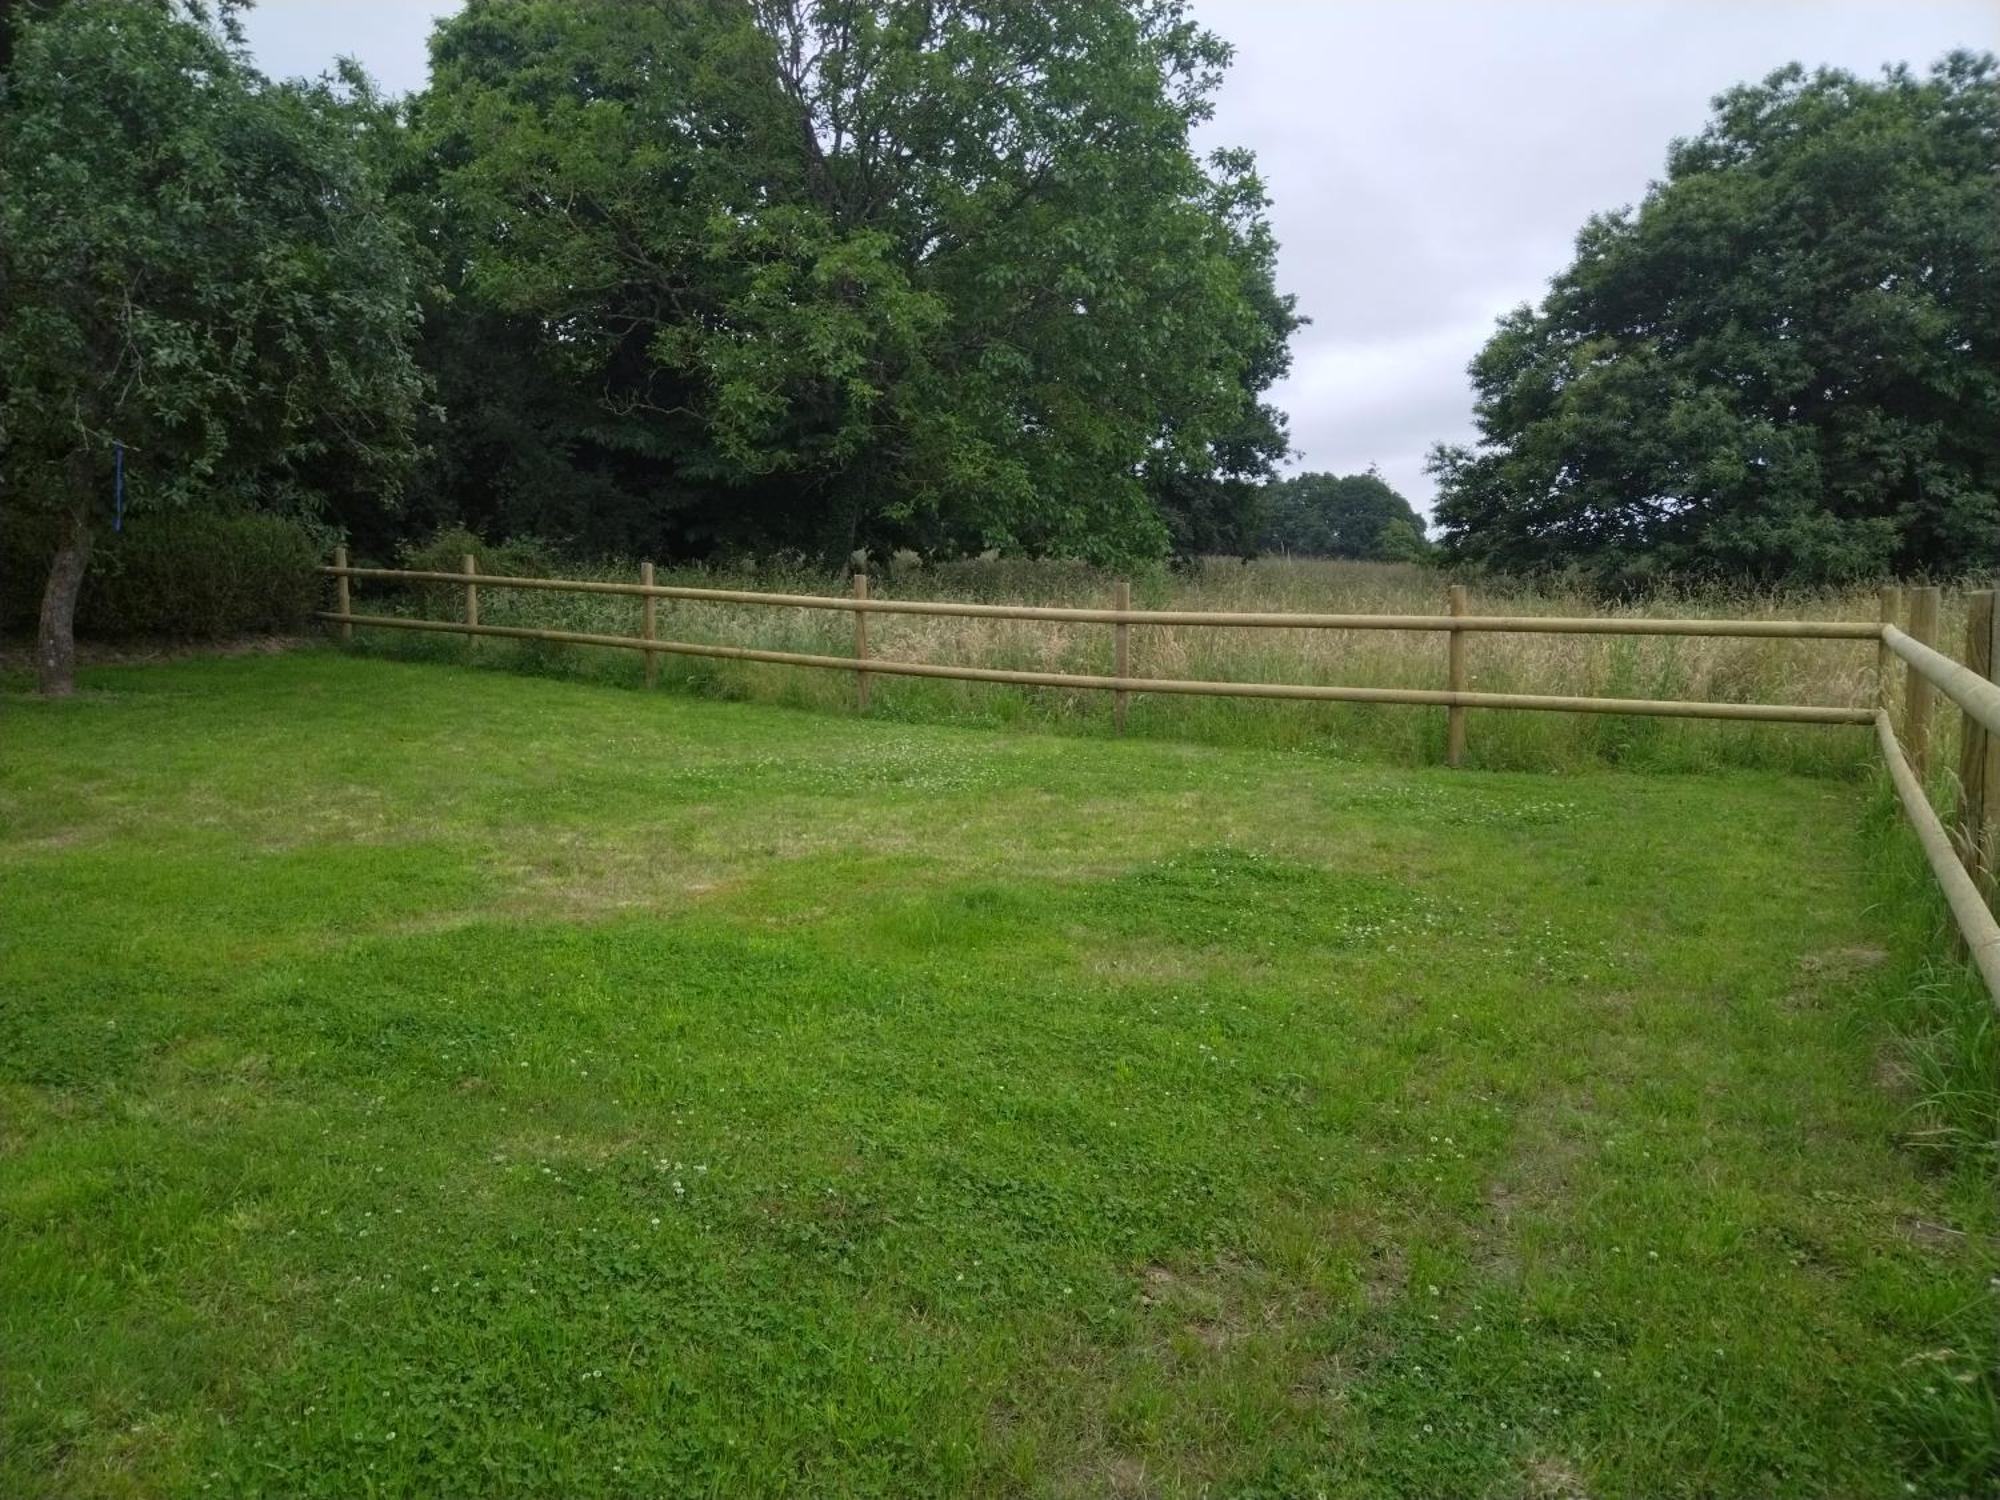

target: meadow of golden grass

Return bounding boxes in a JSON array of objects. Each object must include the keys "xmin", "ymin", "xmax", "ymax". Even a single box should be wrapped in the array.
[{"xmin": 356, "ymin": 553, "xmax": 1978, "ymax": 777}]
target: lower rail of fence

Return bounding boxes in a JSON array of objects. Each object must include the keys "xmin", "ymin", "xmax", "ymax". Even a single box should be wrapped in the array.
[
  {"xmin": 318, "ymin": 609, "xmax": 1874, "ymax": 726},
  {"xmin": 1878, "ymin": 710, "xmax": 2000, "ymax": 1007}
]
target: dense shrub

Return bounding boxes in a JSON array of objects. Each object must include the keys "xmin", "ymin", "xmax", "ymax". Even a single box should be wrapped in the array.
[
  {"xmin": 362, "ymin": 527, "xmax": 565, "ymax": 618},
  {"xmin": 2, "ymin": 510, "xmax": 323, "ymax": 640},
  {"xmin": 394, "ymin": 527, "xmax": 559, "ymax": 582}
]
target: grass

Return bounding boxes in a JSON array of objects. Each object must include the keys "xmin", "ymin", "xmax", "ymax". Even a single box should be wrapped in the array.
[
  {"xmin": 2, "ymin": 649, "xmax": 1995, "ymax": 1498},
  {"xmin": 351, "ymin": 550, "xmax": 1976, "ymax": 778}
]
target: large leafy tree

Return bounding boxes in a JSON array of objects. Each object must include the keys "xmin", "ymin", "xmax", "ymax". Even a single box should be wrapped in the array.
[
  {"xmin": 1152, "ymin": 205, "xmax": 1299, "ymax": 563},
  {"xmin": 0, "ymin": 0, "xmax": 427, "ymax": 694},
  {"xmin": 1430, "ymin": 53, "xmax": 1999, "ymax": 588},
  {"xmin": 1257, "ymin": 470, "xmax": 1430, "ymax": 561},
  {"xmin": 412, "ymin": 0, "xmax": 1297, "ymax": 564}
]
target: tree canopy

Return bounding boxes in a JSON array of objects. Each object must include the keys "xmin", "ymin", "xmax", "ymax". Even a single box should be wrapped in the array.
[
  {"xmin": 1257, "ymin": 470, "xmax": 1430, "ymax": 561},
  {"xmin": 0, "ymin": 0, "xmax": 427, "ymax": 692},
  {"xmin": 407, "ymin": 0, "xmax": 1298, "ymax": 565},
  {"xmin": 1429, "ymin": 53, "xmax": 1999, "ymax": 589},
  {"xmin": 11, "ymin": 1, "xmax": 1998, "ymax": 700}
]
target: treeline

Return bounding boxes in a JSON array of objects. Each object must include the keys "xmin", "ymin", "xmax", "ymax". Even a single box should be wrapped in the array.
[
  {"xmin": 4, "ymin": 2, "xmax": 1996, "ymax": 697},
  {"xmin": 2, "ymin": 0, "xmax": 1298, "ymax": 693},
  {"xmin": 1257, "ymin": 471, "xmax": 1429, "ymax": 561},
  {"xmin": 1430, "ymin": 52, "xmax": 1999, "ymax": 591}
]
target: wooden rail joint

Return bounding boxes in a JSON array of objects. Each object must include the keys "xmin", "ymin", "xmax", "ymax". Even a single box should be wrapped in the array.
[{"xmin": 1882, "ymin": 620, "xmax": 2000, "ymax": 741}]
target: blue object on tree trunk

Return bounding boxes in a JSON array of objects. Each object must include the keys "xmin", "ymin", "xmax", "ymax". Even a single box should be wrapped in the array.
[{"xmin": 113, "ymin": 442, "xmax": 124, "ymax": 532}]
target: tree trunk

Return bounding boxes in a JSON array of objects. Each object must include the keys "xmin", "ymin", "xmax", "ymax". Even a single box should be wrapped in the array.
[{"xmin": 36, "ymin": 498, "xmax": 93, "ymax": 698}]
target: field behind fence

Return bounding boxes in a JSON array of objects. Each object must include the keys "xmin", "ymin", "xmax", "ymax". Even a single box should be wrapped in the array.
[{"xmin": 336, "ymin": 553, "xmax": 1980, "ymax": 777}]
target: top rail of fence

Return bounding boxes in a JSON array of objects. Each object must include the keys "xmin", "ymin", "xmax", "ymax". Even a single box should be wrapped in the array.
[
  {"xmin": 1882, "ymin": 623, "xmax": 2000, "ymax": 739},
  {"xmin": 323, "ymin": 565, "xmax": 1882, "ymax": 640}
]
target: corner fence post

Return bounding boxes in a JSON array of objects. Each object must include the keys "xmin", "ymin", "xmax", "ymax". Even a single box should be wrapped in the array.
[
  {"xmin": 853, "ymin": 572, "xmax": 870, "ymax": 712},
  {"xmin": 1113, "ymin": 578, "xmax": 1131, "ymax": 736},
  {"xmin": 641, "ymin": 561, "xmax": 658, "ymax": 688},
  {"xmin": 1906, "ymin": 584, "xmax": 1940, "ymax": 784},
  {"xmin": 1957, "ymin": 586, "xmax": 1997, "ymax": 900},
  {"xmin": 1877, "ymin": 585, "xmax": 1900, "ymax": 715},
  {"xmin": 333, "ymin": 544, "xmax": 352, "ymax": 644},
  {"xmin": 1446, "ymin": 583, "xmax": 1468, "ymax": 767},
  {"xmin": 462, "ymin": 553, "xmax": 478, "ymax": 651}
]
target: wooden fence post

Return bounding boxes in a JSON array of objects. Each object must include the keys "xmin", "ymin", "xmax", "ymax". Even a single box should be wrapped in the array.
[
  {"xmin": 1113, "ymin": 578, "xmax": 1131, "ymax": 736},
  {"xmin": 1446, "ymin": 584, "xmax": 1469, "ymax": 767},
  {"xmin": 640, "ymin": 561, "xmax": 658, "ymax": 688},
  {"xmin": 1877, "ymin": 585, "xmax": 1901, "ymax": 715},
  {"xmin": 1956, "ymin": 587, "xmax": 1997, "ymax": 899},
  {"xmin": 1987, "ymin": 583, "xmax": 2000, "ymax": 901},
  {"xmin": 853, "ymin": 572, "xmax": 870, "ymax": 712},
  {"xmin": 1906, "ymin": 584, "xmax": 1940, "ymax": 782},
  {"xmin": 333, "ymin": 544, "xmax": 352, "ymax": 644},
  {"xmin": 462, "ymin": 554, "xmax": 479, "ymax": 649}
]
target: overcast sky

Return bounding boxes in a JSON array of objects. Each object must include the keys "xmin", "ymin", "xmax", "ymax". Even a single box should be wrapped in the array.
[{"xmin": 243, "ymin": 0, "xmax": 1996, "ymax": 517}]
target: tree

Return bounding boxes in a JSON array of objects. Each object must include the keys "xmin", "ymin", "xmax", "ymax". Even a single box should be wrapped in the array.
[
  {"xmin": 1257, "ymin": 470, "xmax": 1431, "ymax": 561},
  {"xmin": 1429, "ymin": 53, "xmax": 1999, "ymax": 589},
  {"xmin": 0, "ymin": 0, "xmax": 64, "ymax": 75},
  {"xmin": 1152, "ymin": 197, "xmax": 1301, "ymax": 563},
  {"xmin": 0, "ymin": 1, "xmax": 426, "ymax": 694},
  {"xmin": 410, "ymin": 0, "xmax": 1296, "ymax": 565}
]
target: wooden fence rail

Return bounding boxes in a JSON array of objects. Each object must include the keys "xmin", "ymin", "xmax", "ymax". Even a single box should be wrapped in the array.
[
  {"xmin": 319, "ymin": 556, "xmax": 2000, "ymax": 1009},
  {"xmin": 315, "ymin": 611, "xmax": 1883, "ymax": 725},
  {"xmin": 1878, "ymin": 710, "xmax": 2000, "ymax": 1001},
  {"xmin": 319, "ymin": 559, "xmax": 1877, "ymax": 725},
  {"xmin": 1883, "ymin": 620, "xmax": 2000, "ymax": 740},
  {"xmin": 327, "ymin": 563, "xmax": 1881, "ymax": 638}
]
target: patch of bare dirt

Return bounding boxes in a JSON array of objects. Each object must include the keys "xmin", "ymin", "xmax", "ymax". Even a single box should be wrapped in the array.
[
  {"xmin": 1360, "ymin": 1239, "xmax": 1408, "ymax": 1307},
  {"xmin": 1133, "ymin": 1254, "xmax": 1326, "ymax": 1359},
  {"xmin": 1896, "ymin": 1214, "xmax": 1969, "ymax": 1252},
  {"xmin": 1084, "ymin": 947, "xmax": 1217, "ymax": 985},
  {"xmin": 1799, "ymin": 946, "xmax": 1890, "ymax": 973},
  {"xmin": 19, "ymin": 826, "xmax": 94, "ymax": 851},
  {"xmin": 1524, "ymin": 1455, "xmax": 1593, "ymax": 1499},
  {"xmin": 1787, "ymin": 946, "xmax": 1891, "ymax": 1009},
  {"xmin": 494, "ymin": 840, "xmax": 739, "ymax": 921},
  {"xmin": 1097, "ymin": 1453, "xmax": 1153, "ymax": 1497},
  {"xmin": 1872, "ymin": 1044, "xmax": 1913, "ymax": 1094}
]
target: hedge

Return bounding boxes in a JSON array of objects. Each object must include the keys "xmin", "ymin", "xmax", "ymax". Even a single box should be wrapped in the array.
[{"xmin": 3, "ymin": 510, "xmax": 324, "ymax": 640}]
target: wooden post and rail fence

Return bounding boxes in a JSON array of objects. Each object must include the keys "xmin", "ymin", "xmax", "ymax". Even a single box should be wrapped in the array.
[{"xmin": 321, "ymin": 548, "xmax": 2000, "ymax": 1007}]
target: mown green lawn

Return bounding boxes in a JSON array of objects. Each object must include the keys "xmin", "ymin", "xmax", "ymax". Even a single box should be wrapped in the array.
[{"xmin": 2, "ymin": 651, "xmax": 1993, "ymax": 1498}]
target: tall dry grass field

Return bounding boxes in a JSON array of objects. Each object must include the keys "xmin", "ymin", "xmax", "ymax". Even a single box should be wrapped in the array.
[{"xmin": 351, "ymin": 554, "xmax": 1980, "ymax": 777}]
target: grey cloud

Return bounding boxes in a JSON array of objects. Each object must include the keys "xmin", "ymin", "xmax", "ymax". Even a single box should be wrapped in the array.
[{"xmin": 1195, "ymin": 0, "xmax": 1997, "ymax": 512}]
